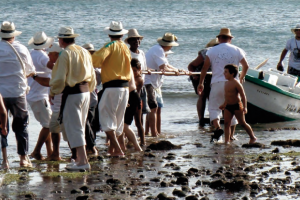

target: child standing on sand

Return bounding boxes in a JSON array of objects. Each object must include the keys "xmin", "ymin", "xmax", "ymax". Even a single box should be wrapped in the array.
[{"xmin": 219, "ymin": 64, "xmax": 257, "ymax": 144}]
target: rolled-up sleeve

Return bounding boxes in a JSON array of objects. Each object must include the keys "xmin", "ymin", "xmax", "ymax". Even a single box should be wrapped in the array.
[{"xmin": 49, "ymin": 51, "xmax": 68, "ymax": 96}]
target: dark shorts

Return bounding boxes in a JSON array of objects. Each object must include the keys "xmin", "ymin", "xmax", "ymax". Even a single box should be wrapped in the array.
[
  {"xmin": 288, "ymin": 67, "xmax": 300, "ymax": 81},
  {"xmin": 225, "ymin": 102, "xmax": 243, "ymax": 115},
  {"xmin": 124, "ymin": 90, "xmax": 142, "ymax": 125},
  {"xmin": 191, "ymin": 74, "xmax": 212, "ymax": 96},
  {"xmin": 145, "ymin": 84, "xmax": 157, "ymax": 109}
]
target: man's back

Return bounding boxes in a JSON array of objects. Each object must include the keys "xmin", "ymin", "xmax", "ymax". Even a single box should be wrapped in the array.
[
  {"xmin": 92, "ymin": 40, "xmax": 131, "ymax": 84},
  {"xmin": 207, "ymin": 43, "xmax": 245, "ymax": 84},
  {"xmin": 0, "ymin": 40, "xmax": 34, "ymax": 97}
]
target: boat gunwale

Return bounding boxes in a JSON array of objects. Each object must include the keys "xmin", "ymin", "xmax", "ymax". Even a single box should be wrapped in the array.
[{"xmin": 245, "ymin": 74, "xmax": 300, "ymax": 100}]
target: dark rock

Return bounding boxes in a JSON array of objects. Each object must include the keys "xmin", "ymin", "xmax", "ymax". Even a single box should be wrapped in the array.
[
  {"xmin": 200, "ymin": 197, "xmax": 209, "ymax": 200},
  {"xmin": 211, "ymin": 173, "xmax": 225, "ymax": 179},
  {"xmin": 224, "ymin": 172, "xmax": 233, "ymax": 179},
  {"xmin": 173, "ymin": 166, "xmax": 181, "ymax": 170},
  {"xmin": 195, "ymin": 180, "xmax": 202, "ymax": 186},
  {"xmin": 244, "ymin": 166, "xmax": 255, "ymax": 172},
  {"xmin": 242, "ymin": 143, "xmax": 264, "ymax": 148},
  {"xmin": 271, "ymin": 147, "xmax": 280, "ymax": 153},
  {"xmin": 271, "ymin": 139, "xmax": 300, "ymax": 147},
  {"xmin": 241, "ymin": 196, "xmax": 250, "ymax": 200},
  {"xmin": 24, "ymin": 193, "xmax": 37, "ymax": 199},
  {"xmin": 146, "ymin": 196, "xmax": 156, "ymax": 200},
  {"xmin": 224, "ymin": 178, "xmax": 250, "ymax": 191},
  {"xmin": 71, "ymin": 189, "xmax": 83, "ymax": 194},
  {"xmin": 183, "ymin": 154, "xmax": 193, "ymax": 159},
  {"xmin": 210, "ymin": 180, "xmax": 226, "ymax": 189},
  {"xmin": 172, "ymin": 189, "xmax": 186, "ymax": 197},
  {"xmin": 291, "ymin": 161, "xmax": 299, "ymax": 165},
  {"xmin": 18, "ymin": 169, "xmax": 28, "ymax": 173},
  {"xmin": 176, "ymin": 177, "xmax": 189, "ymax": 185},
  {"xmin": 250, "ymin": 182, "xmax": 260, "ymax": 190},
  {"xmin": 106, "ymin": 178, "xmax": 121, "ymax": 185},
  {"xmin": 145, "ymin": 148, "xmax": 152, "ymax": 152},
  {"xmin": 160, "ymin": 181, "xmax": 169, "ymax": 187},
  {"xmin": 269, "ymin": 167, "xmax": 280, "ymax": 173},
  {"xmin": 79, "ymin": 186, "xmax": 89, "ymax": 191},
  {"xmin": 186, "ymin": 195, "xmax": 198, "ymax": 200},
  {"xmin": 188, "ymin": 168, "xmax": 199, "ymax": 174},
  {"xmin": 270, "ymin": 155, "xmax": 282, "ymax": 161},
  {"xmin": 148, "ymin": 140, "xmax": 181, "ymax": 150},
  {"xmin": 156, "ymin": 192, "xmax": 176, "ymax": 200},
  {"xmin": 172, "ymin": 172, "xmax": 185, "ymax": 177},
  {"xmin": 285, "ymin": 171, "xmax": 291, "ymax": 175},
  {"xmin": 76, "ymin": 196, "xmax": 89, "ymax": 200},
  {"xmin": 150, "ymin": 177, "xmax": 160, "ymax": 182},
  {"xmin": 164, "ymin": 155, "xmax": 176, "ymax": 160}
]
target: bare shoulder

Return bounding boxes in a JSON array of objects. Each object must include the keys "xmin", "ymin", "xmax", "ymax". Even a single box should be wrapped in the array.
[{"xmin": 135, "ymin": 75, "xmax": 144, "ymax": 85}]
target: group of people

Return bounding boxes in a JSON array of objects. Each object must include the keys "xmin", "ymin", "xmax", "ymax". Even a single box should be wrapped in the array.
[
  {"xmin": 1, "ymin": 18, "xmax": 298, "ymax": 170},
  {"xmin": 0, "ymin": 20, "xmax": 185, "ymax": 171}
]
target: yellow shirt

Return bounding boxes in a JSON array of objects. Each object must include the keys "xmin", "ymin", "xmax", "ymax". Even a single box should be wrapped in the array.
[
  {"xmin": 92, "ymin": 40, "xmax": 131, "ymax": 84},
  {"xmin": 50, "ymin": 44, "xmax": 96, "ymax": 96}
]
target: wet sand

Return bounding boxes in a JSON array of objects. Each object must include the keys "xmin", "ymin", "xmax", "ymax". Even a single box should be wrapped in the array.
[{"xmin": 1, "ymin": 120, "xmax": 300, "ymax": 199}]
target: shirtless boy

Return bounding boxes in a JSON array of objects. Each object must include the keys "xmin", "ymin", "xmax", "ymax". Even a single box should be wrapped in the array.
[
  {"xmin": 118, "ymin": 58, "xmax": 143, "ymax": 152},
  {"xmin": 219, "ymin": 64, "xmax": 257, "ymax": 144}
]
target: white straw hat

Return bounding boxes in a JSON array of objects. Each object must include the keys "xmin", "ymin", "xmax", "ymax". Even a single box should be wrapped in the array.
[
  {"xmin": 56, "ymin": 27, "xmax": 80, "ymax": 38},
  {"xmin": 0, "ymin": 21, "xmax": 22, "ymax": 38},
  {"xmin": 205, "ymin": 38, "xmax": 219, "ymax": 48},
  {"xmin": 28, "ymin": 31, "xmax": 54, "ymax": 49},
  {"xmin": 104, "ymin": 21, "xmax": 128, "ymax": 36},
  {"xmin": 82, "ymin": 43, "xmax": 95, "ymax": 52},
  {"xmin": 47, "ymin": 42, "xmax": 63, "ymax": 53},
  {"xmin": 124, "ymin": 29, "xmax": 143, "ymax": 43},
  {"xmin": 157, "ymin": 32, "xmax": 179, "ymax": 47},
  {"xmin": 291, "ymin": 24, "xmax": 300, "ymax": 34}
]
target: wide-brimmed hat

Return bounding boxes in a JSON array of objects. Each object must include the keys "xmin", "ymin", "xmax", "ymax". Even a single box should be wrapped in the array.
[
  {"xmin": 28, "ymin": 31, "xmax": 54, "ymax": 49},
  {"xmin": 124, "ymin": 29, "xmax": 143, "ymax": 43},
  {"xmin": 82, "ymin": 43, "xmax": 95, "ymax": 52},
  {"xmin": 47, "ymin": 42, "xmax": 62, "ymax": 53},
  {"xmin": 216, "ymin": 28, "xmax": 234, "ymax": 38},
  {"xmin": 205, "ymin": 38, "xmax": 219, "ymax": 48},
  {"xmin": 157, "ymin": 32, "xmax": 179, "ymax": 47},
  {"xmin": 0, "ymin": 21, "xmax": 22, "ymax": 38},
  {"xmin": 56, "ymin": 27, "xmax": 80, "ymax": 38},
  {"xmin": 291, "ymin": 24, "xmax": 300, "ymax": 34},
  {"xmin": 104, "ymin": 21, "xmax": 128, "ymax": 36}
]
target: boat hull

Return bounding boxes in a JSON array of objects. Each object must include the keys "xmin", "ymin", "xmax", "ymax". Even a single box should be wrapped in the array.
[{"xmin": 244, "ymin": 75, "xmax": 300, "ymax": 123}]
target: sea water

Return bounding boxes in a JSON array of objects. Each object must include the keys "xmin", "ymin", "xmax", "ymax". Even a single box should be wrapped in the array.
[{"xmin": 1, "ymin": 0, "xmax": 300, "ymax": 197}]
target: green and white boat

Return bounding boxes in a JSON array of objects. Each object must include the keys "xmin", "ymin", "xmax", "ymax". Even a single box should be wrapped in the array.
[{"xmin": 244, "ymin": 68, "xmax": 300, "ymax": 123}]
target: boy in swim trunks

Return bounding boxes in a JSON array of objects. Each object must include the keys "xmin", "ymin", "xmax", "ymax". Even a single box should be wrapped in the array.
[{"xmin": 219, "ymin": 64, "xmax": 257, "ymax": 144}]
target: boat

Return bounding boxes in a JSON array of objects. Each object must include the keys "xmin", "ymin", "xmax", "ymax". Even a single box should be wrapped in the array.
[{"xmin": 244, "ymin": 68, "xmax": 300, "ymax": 123}]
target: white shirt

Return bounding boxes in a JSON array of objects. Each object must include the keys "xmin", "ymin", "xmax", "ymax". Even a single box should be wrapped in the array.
[
  {"xmin": 27, "ymin": 50, "xmax": 52, "ymax": 102},
  {"xmin": 144, "ymin": 44, "xmax": 168, "ymax": 89},
  {"xmin": 130, "ymin": 49, "xmax": 147, "ymax": 79},
  {"xmin": 0, "ymin": 40, "xmax": 35, "ymax": 98},
  {"xmin": 206, "ymin": 43, "xmax": 245, "ymax": 84},
  {"xmin": 285, "ymin": 37, "xmax": 300, "ymax": 70}
]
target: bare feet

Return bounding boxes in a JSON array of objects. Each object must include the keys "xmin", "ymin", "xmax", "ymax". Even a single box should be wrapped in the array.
[
  {"xmin": 87, "ymin": 147, "xmax": 99, "ymax": 156},
  {"xmin": 230, "ymin": 136, "xmax": 238, "ymax": 141},
  {"xmin": 151, "ymin": 132, "xmax": 160, "ymax": 137},
  {"xmin": 45, "ymin": 155, "xmax": 62, "ymax": 161},
  {"xmin": 249, "ymin": 137, "xmax": 257, "ymax": 144},
  {"xmin": 30, "ymin": 152, "xmax": 45, "ymax": 160},
  {"xmin": 1, "ymin": 162, "xmax": 9, "ymax": 169},
  {"xmin": 20, "ymin": 156, "xmax": 32, "ymax": 168},
  {"xmin": 110, "ymin": 152, "xmax": 125, "ymax": 157}
]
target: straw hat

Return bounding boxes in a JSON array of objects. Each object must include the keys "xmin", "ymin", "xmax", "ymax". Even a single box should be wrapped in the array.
[
  {"xmin": 205, "ymin": 38, "xmax": 219, "ymax": 48},
  {"xmin": 216, "ymin": 28, "xmax": 234, "ymax": 38},
  {"xmin": 157, "ymin": 32, "xmax": 179, "ymax": 46},
  {"xmin": 291, "ymin": 24, "xmax": 300, "ymax": 34},
  {"xmin": 28, "ymin": 31, "xmax": 54, "ymax": 49},
  {"xmin": 47, "ymin": 42, "xmax": 62, "ymax": 53},
  {"xmin": 124, "ymin": 29, "xmax": 143, "ymax": 43},
  {"xmin": 82, "ymin": 43, "xmax": 95, "ymax": 52},
  {"xmin": 104, "ymin": 21, "xmax": 128, "ymax": 36},
  {"xmin": 0, "ymin": 21, "xmax": 22, "ymax": 38},
  {"xmin": 56, "ymin": 27, "xmax": 80, "ymax": 38}
]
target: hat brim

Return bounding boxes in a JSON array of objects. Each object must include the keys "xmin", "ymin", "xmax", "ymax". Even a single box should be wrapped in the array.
[
  {"xmin": 28, "ymin": 37, "xmax": 54, "ymax": 49},
  {"xmin": 216, "ymin": 34, "xmax": 234, "ymax": 38},
  {"xmin": 291, "ymin": 28, "xmax": 300, "ymax": 34},
  {"xmin": 157, "ymin": 38, "xmax": 179, "ymax": 47},
  {"xmin": 56, "ymin": 34, "xmax": 80, "ymax": 38},
  {"xmin": 0, "ymin": 30, "xmax": 22, "ymax": 38},
  {"xmin": 124, "ymin": 36, "xmax": 144, "ymax": 44},
  {"xmin": 104, "ymin": 27, "xmax": 128, "ymax": 35}
]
